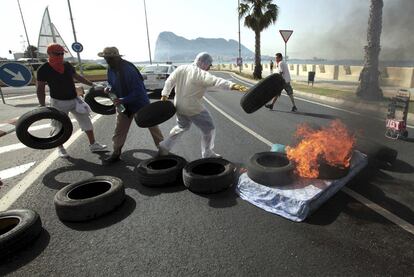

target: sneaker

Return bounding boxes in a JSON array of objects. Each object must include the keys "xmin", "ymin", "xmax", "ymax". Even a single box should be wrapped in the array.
[
  {"xmin": 103, "ymin": 154, "xmax": 121, "ymax": 165},
  {"xmin": 264, "ymin": 104, "xmax": 274, "ymax": 110},
  {"xmin": 291, "ymin": 106, "xmax": 298, "ymax": 112},
  {"xmin": 90, "ymin": 142, "xmax": 108, "ymax": 153},
  {"xmin": 203, "ymin": 150, "xmax": 222, "ymax": 158},
  {"xmin": 57, "ymin": 146, "xmax": 69, "ymax": 158},
  {"xmin": 157, "ymin": 145, "xmax": 170, "ymax": 156}
]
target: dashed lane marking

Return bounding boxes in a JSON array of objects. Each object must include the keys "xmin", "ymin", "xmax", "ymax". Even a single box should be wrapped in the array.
[
  {"xmin": 0, "ymin": 114, "xmax": 102, "ymax": 211},
  {"xmin": 0, "ymin": 162, "xmax": 36, "ymax": 180}
]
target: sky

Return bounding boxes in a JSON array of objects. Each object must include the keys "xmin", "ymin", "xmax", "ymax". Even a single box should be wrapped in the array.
[{"xmin": 1, "ymin": 0, "xmax": 413, "ymax": 62}]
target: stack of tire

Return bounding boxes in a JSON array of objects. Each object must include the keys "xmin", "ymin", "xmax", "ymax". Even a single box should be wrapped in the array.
[{"xmin": 136, "ymin": 155, "xmax": 237, "ymax": 194}]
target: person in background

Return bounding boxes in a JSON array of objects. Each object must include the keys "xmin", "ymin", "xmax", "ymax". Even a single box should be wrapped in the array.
[
  {"xmin": 270, "ymin": 59, "xmax": 274, "ymax": 74},
  {"xmin": 265, "ymin": 53, "xmax": 298, "ymax": 112},
  {"xmin": 158, "ymin": 52, "xmax": 248, "ymax": 158},
  {"xmin": 36, "ymin": 43, "xmax": 107, "ymax": 158},
  {"xmin": 97, "ymin": 47, "xmax": 164, "ymax": 164}
]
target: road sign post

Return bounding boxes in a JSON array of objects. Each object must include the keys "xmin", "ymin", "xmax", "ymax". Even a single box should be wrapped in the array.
[
  {"xmin": 279, "ymin": 30, "xmax": 293, "ymax": 60},
  {"xmin": 0, "ymin": 87, "xmax": 5, "ymax": 104}
]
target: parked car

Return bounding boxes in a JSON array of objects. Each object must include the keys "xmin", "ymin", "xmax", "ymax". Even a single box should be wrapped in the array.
[{"xmin": 141, "ymin": 64, "xmax": 177, "ymax": 93}]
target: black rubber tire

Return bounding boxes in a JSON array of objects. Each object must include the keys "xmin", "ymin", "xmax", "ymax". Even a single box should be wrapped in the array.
[
  {"xmin": 137, "ymin": 154, "xmax": 187, "ymax": 187},
  {"xmin": 183, "ymin": 158, "xmax": 236, "ymax": 194},
  {"xmin": 240, "ymin": 73, "xmax": 285, "ymax": 114},
  {"xmin": 318, "ymin": 162, "xmax": 350, "ymax": 179},
  {"xmin": 15, "ymin": 107, "xmax": 73, "ymax": 149},
  {"xmin": 247, "ymin": 152, "xmax": 294, "ymax": 186},
  {"xmin": 134, "ymin": 101, "xmax": 176, "ymax": 128},
  {"xmin": 84, "ymin": 87, "xmax": 116, "ymax": 115},
  {"xmin": 0, "ymin": 209, "xmax": 42, "ymax": 258},
  {"xmin": 54, "ymin": 176, "xmax": 125, "ymax": 222},
  {"xmin": 356, "ymin": 139, "xmax": 398, "ymax": 166}
]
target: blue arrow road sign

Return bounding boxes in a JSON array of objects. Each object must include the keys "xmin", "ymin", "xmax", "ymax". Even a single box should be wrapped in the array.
[
  {"xmin": 71, "ymin": 42, "xmax": 83, "ymax": 53},
  {"xmin": 0, "ymin": 62, "xmax": 32, "ymax": 87}
]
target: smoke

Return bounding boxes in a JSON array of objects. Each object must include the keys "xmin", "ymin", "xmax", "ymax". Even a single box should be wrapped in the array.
[{"xmin": 293, "ymin": 0, "xmax": 414, "ymax": 61}]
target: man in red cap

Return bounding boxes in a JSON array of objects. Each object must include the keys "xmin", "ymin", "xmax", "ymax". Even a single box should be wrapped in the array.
[{"xmin": 36, "ymin": 43, "xmax": 107, "ymax": 158}]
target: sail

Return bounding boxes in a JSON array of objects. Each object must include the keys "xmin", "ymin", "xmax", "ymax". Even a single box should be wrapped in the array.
[{"xmin": 37, "ymin": 7, "xmax": 73, "ymax": 59}]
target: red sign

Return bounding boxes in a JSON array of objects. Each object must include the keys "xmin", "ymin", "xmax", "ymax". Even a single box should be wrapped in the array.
[{"xmin": 279, "ymin": 30, "xmax": 293, "ymax": 43}]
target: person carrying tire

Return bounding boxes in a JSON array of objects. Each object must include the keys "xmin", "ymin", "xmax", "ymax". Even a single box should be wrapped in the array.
[
  {"xmin": 158, "ymin": 52, "xmax": 248, "ymax": 158},
  {"xmin": 36, "ymin": 43, "xmax": 107, "ymax": 158},
  {"xmin": 265, "ymin": 53, "xmax": 298, "ymax": 112},
  {"xmin": 97, "ymin": 47, "xmax": 164, "ymax": 164}
]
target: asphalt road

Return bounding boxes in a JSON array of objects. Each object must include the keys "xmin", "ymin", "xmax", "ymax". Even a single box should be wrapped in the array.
[{"xmin": 0, "ymin": 72, "xmax": 413, "ymax": 276}]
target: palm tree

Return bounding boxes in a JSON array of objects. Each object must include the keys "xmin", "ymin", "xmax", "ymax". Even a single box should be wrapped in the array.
[
  {"xmin": 356, "ymin": 0, "xmax": 383, "ymax": 100},
  {"xmin": 239, "ymin": 0, "xmax": 278, "ymax": 79}
]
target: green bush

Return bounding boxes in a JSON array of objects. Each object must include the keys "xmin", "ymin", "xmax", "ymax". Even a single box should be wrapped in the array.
[{"xmin": 75, "ymin": 63, "xmax": 106, "ymax": 71}]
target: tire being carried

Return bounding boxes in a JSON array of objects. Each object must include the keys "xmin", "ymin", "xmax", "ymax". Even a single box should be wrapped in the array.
[
  {"xmin": 137, "ymin": 154, "xmax": 187, "ymax": 187},
  {"xmin": 54, "ymin": 176, "xmax": 125, "ymax": 222},
  {"xmin": 134, "ymin": 101, "xmax": 176, "ymax": 128},
  {"xmin": 84, "ymin": 87, "xmax": 116, "ymax": 115},
  {"xmin": 16, "ymin": 107, "xmax": 73, "ymax": 149},
  {"xmin": 183, "ymin": 158, "xmax": 236, "ymax": 194},
  {"xmin": 240, "ymin": 73, "xmax": 285, "ymax": 114},
  {"xmin": 0, "ymin": 209, "xmax": 42, "ymax": 258}
]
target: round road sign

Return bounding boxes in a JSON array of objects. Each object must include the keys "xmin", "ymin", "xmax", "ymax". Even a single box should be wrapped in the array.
[
  {"xmin": 0, "ymin": 62, "xmax": 33, "ymax": 87},
  {"xmin": 71, "ymin": 42, "xmax": 83, "ymax": 53}
]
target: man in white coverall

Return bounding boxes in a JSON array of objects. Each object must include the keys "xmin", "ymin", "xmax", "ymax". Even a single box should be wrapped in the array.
[{"xmin": 159, "ymin": 52, "xmax": 247, "ymax": 158}]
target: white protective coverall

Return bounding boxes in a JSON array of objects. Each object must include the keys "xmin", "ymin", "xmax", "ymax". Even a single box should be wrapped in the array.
[{"xmin": 159, "ymin": 52, "xmax": 235, "ymax": 158}]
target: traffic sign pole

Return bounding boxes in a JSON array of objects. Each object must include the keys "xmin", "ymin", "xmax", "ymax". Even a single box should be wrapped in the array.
[
  {"xmin": 279, "ymin": 30, "xmax": 293, "ymax": 60},
  {"xmin": 0, "ymin": 87, "xmax": 5, "ymax": 104}
]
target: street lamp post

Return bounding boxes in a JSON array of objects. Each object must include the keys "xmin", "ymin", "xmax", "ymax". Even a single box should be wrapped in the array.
[
  {"xmin": 237, "ymin": 0, "xmax": 242, "ymax": 73},
  {"xmin": 17, "ymin": 0, "xmax": 33, "ymax": 60},
  {"xmin": 67, "ymin": 0, "xmax": 83, "ymax": 75},
  {"xmin": 143, "ymin": 0, "xmax": 152, "ymax": 64}
]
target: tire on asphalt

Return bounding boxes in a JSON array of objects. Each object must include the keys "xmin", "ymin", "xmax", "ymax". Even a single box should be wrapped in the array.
[
  {"xmin": 134, "ymin": 101, "xmax": 176, "ymax": 128},
  {"xmin": 84, "ymin": 87, "xmax": 116, "ymax": 115},
  {"xmin": 183, "ymin": 158, "xmax": 236, "ymax": 194},
  {"xmin": 240, "ymin": 73, "xmax": 285, "ymax": 114},
  {"xmin": 137, "ymin": 154, "xmax": 187, "ymax": 187},
  {"xmin": 0, "ymin": 209, "xmax": 42, "ymax": 258},
  {"xmin": 247, "ymin": 152, "xmax": 294, "ymax": 186},
  {"xmin": 356, "ymin": 139, "xmax": 398, "ymax": 166},
  {"xmin": 15, "ymin": 107, "xmax": 73, "ymax": 149},
  {"xmin": 54, "ymin": 176, "xmax": 125, "ymax": 222}
]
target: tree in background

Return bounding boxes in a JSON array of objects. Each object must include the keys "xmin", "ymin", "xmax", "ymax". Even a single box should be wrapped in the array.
[
  {"xmin": 239, "ymin": 0, "xmax": 278, "ymax": 79},
  {"xmin": 24, "ymin": 45, "xmax": 38, "ymax": 59},
  {"xmin": 356, "ymin": 0, "xmax": 384, "ymax": 100}
]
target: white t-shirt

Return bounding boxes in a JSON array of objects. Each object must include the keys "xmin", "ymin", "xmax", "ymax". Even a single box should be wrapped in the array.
[
  {"xmin": 161, "ymin": 64, "xmax": 234, "ymax": 116},
  {"xmin": 276, "ymin": 60, "xmax": 291, "ymax": 83}
]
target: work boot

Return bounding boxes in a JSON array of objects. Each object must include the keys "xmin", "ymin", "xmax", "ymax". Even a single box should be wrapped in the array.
[{"xmin": 264, "ymin": 103, "xmax": 274, "ymax": 110}]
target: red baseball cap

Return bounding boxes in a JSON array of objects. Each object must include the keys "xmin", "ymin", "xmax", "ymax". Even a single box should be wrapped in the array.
[{"xmin": 47, "ymin": 43, "xmax": 67, "ymax": 54}]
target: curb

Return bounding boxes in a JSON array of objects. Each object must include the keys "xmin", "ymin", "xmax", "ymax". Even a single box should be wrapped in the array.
[{"xmin": 228, "ymin": 71, "xmax": 414, "ymax": 125}]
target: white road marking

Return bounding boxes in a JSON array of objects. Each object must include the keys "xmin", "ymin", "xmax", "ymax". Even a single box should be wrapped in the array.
[
  {"xmin": 0, "ymin": 114, "xmax": 102, "ymax": 211},
  {"xmin": 342, "ymin": 187, "xmax": 414, "ymax": 235},
  {"xmin": 205, "ymin": 96, "xmax": 414, "ymax": 235},
  {"xmin": 229, "ymin": 73, "xmax": 414, "ymax": 129},
  {"xmin": 0, "ymin": 143, "xmax": 25, "ymax": 154},
  {"xmin": 4, "ymin": 93, "xmax": 37, "ymax": 100},
  {"xmin": 0, "ymin": 162, "xmax": 36, "ymax": 180}
]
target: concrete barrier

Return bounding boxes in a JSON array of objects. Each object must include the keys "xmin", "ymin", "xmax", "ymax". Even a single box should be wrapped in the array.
[{"xmin": 380, "ymin": 67, "xmax": 414, "ymax": 88}]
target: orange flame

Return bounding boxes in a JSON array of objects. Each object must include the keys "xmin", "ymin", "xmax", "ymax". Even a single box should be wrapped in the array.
[{"xmin": 286, "ymin": 120, "xmax": 355, "ymax": 178}]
